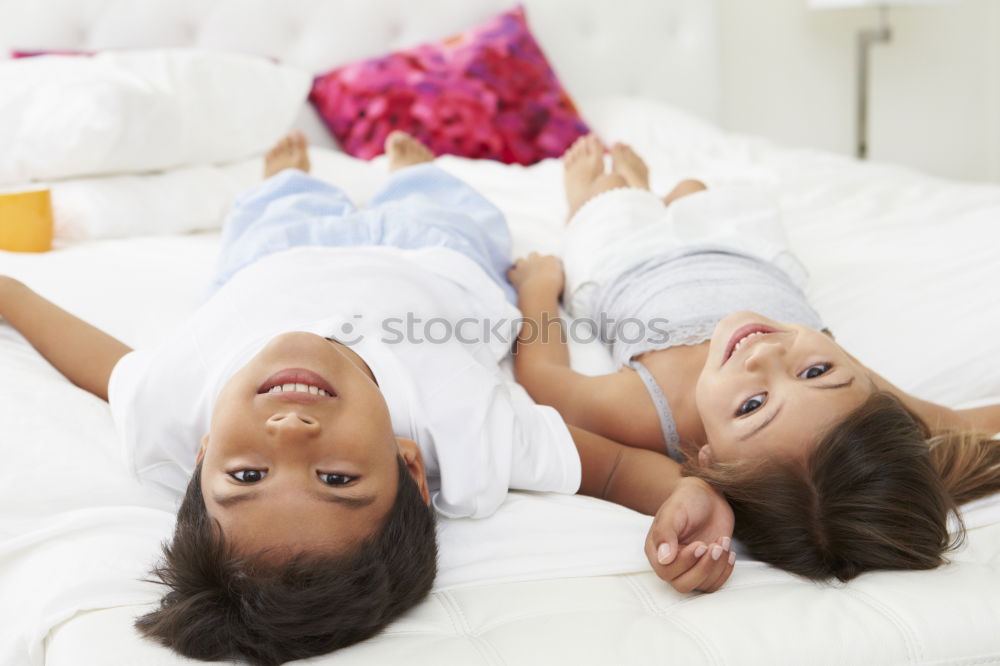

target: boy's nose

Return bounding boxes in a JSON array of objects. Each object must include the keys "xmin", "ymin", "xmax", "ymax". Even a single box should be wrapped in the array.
[{"xmin": 266, "ymin": 412, "xmax": 320, "ymax": 437}]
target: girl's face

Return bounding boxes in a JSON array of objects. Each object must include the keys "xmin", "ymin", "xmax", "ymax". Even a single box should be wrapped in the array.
[{"xmin": 694, "ymin": 311, "xmax": 873, "ymax": 465}]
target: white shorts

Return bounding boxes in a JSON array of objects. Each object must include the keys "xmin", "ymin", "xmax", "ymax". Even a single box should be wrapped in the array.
[{"xmin": 561, "ymin": 186, "xmax": 808, "ymax": 317}]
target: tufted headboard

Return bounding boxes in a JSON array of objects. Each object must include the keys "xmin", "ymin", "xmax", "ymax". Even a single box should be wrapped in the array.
[{"xmin": 0, "ymin": 0, "xmax": 721, "ymax": 123}]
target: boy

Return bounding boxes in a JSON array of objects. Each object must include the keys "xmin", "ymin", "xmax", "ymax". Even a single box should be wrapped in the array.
[{"xmin": 0, "ymin": 132, "xmax": 734, "ymax": 665}]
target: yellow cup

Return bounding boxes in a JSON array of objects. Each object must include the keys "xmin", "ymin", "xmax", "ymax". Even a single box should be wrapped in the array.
[{"xmin": 0, "ymin": 188, "xmax": 54, "ymax": 252}]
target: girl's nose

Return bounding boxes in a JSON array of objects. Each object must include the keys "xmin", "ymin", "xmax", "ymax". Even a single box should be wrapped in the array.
[{"xmin": 743, "ymin": 338, "xmax": 786, "ymax": 371}]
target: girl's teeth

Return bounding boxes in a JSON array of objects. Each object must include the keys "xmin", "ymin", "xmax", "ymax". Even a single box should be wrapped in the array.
[{"xmin": 734, "ymin": 331, "xmax": 764, "ymax": 353}]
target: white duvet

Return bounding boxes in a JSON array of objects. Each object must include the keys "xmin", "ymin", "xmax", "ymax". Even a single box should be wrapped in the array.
[{"xmin": 2, "ymin": 96, "xmax": 999, "ymax": 665}]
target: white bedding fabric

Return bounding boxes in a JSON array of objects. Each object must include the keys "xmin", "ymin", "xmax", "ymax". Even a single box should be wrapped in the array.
[{"xmin": 2, "ymin": 96, "xmax": 1000, "ymax": 665}]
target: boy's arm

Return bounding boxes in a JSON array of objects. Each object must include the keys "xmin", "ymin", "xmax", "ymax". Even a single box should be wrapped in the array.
[
  {"xmin": 0, "ymin": 276, "xmax": 132, "ymax": 401},
  {"xmin": 507, "ymin": 254, "xmax": 649, "ymax": 442},
  {"xmin": 569, "ymin": 424, "xmax": 736, "ymax": 593}
]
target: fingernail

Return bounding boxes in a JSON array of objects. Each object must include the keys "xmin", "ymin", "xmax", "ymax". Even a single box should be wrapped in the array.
[
  {"xmin": 656, "ymin": 543, "xmax": 671, "ymax": 564},
  {"xmin": 722, "ymin": 536, "xmax": 732, "ymax": 551},
  {"xmin": 711, "ymin": 545, "xmax": 723, "ymax": 561},
  {"xmin": 728, "ymin": 551, "xmax": 736, "ymax": 565},
  {"xmin": 694, "ymin": 544, "xmax": 708, "ymax": 558}
]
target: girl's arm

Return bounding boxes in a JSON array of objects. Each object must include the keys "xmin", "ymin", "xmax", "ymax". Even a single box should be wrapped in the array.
[
  {"xmin": 569, "ymin": 424, "xmax": 736, "ymax": 593},
  {"xmin": 954, "ymin": 404, "xmax": 1000, "ymax": 434},
  {"xmin": 866, "ymin": 365, "xmax": 1000, "ymax": 433},
  {"xmin": 571, "ymin": 422, "xmax": 683, "ymax": 514},
  {"xmin": 507, "ymin": 254, "xmax": 658, "ymax": 445},
  {"xmin": 0, "ymin": 276, "xmax": 131, "ymax": 401}
]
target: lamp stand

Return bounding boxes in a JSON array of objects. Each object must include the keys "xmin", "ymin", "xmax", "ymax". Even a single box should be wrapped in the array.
[{"xmin": 856, "ymin": 5, "xmax": 892, "ymax": 159}]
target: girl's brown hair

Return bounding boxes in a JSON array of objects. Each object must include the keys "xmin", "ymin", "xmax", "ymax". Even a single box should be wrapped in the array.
[{"xmin": 686, "ymin": 391, "xmax": 1000, "ymax": 581}]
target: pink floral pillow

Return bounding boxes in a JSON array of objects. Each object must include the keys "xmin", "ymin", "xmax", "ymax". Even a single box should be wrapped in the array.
[{"xmin": 309, "ymin": 6, "xmax": 589, "ymax": 165}]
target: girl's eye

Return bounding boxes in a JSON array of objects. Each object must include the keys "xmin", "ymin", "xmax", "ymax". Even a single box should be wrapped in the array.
[
  {"xmin": 231, "ymin": 469, "xmax": 266, "ymax": 483},
  {"xmin": 799, "ymin": 363, "xmax": 832, "ymax": 380},
  {"xmin": 319, "ymin": 473, "xmax": 355, "ymax": 487},
  {"xmin": 737, "ymin": 393, "xmax": 766, "ymax": 416}
]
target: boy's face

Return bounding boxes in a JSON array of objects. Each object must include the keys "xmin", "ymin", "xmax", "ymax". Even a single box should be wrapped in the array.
[
  {"xmin": 695, "ymin": 311, "xmax": 874, "ymax": 465},
  {"xmin": 197, "ymin": 332, "xmax": 429, "ymax": 558}
]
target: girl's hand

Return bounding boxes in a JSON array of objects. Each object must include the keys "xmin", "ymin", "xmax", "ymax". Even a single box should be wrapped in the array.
[
  {"xmin": 644, "ymin": 476, "xmax": 736, "ymax": 593},
  {"xmin": 507, "ymin": 253, "xmax": 565, "ymax": 296}
]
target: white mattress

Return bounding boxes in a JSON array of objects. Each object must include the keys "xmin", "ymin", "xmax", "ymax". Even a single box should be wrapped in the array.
[{"xmin": 2, "ymin": 96, "xmax": 1000, "ymax": 665}]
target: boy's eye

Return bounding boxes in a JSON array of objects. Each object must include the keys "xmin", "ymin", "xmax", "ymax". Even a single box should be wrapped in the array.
[
  {"xmin": 737, "ymin": 393, "xmax": 766, "ymax": 416},
  {"xmin": 799, "ymin": 363, "xmax": 832, "ymax": 380},
  {"xmin": 319, "ymin": 473, "xmax": 356, "ymax": 487},
  {"xmin": 231, "ymin": 469, "xmax": 266, "ymax": 483}
]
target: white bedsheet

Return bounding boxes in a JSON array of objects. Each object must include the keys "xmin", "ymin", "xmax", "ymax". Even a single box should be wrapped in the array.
[{"xmin": 2, "ymin": 97, "xmax": 1000, "ymax": 665}]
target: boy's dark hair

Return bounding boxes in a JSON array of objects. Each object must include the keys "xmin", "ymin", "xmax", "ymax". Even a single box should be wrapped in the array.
[
  {"xmin": 134, "ymin": 456, "xmax": 437, "ymax": 666},
  {"xmin": 687, "ymin": 391, "xmax": 1000, "ymax": 581}
]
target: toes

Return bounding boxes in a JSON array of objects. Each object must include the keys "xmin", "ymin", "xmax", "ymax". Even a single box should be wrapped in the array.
[
  {"xmin": 566, "ymin": 134, "xmax": 604, "ymax": 168},
  {"xmin": 584, "ymin": 134, "xmax": 604, "ymax": 156},
  {"xmin": 564, "ymin": 135, "xmax": 587, "ymax": 162},
  {"xmin": 609, "ymin": 143, "xmax": 624, "ymax": 163},
  {"xmin": 610, "ymin": 142, "xmax": 633, "ymax": 162}
]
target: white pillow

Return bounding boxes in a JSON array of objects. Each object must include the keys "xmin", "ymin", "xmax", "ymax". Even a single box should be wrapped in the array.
[
  {"xmin": 48, "ymin": 160, "xmax": 258, "ymax": 243},
  {"xmin": 0, "ymin": 49, "xmax": 311, "ymax": 184},
  {"xmin": 36, "ymin": 147, "xmax": 382, "ymax": 242}
]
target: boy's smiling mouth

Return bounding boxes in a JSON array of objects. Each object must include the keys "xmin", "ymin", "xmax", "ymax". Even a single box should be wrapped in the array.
[{"xmin": 257, "ymin": 368, "xmax": 338, "ymax": 400}]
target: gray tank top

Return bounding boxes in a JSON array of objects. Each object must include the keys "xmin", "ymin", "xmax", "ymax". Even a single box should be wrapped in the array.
[{"xmin": 591, "ymin": 245, "xmax": 824, "ymax": 462}]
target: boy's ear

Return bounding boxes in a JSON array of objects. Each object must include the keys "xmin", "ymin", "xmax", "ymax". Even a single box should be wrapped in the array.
[
  {"xmin": 195, "ymin": 434, "xmax": 209, "ymax": 465},
  {"xmin": 697, "ymin": 444, "xmax": 715, "ymax": 467},
  {"xmin": 396, "ymin": 437, "xmax": 431, "ymax": 506}
]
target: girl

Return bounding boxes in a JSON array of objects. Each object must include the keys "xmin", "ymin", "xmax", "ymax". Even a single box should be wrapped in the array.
[{"xmin": 509, "ymin": 134, "xmax": 1000, "ymax": 583}]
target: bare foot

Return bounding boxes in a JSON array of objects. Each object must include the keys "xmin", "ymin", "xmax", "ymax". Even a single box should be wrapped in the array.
[
  {"xmin": 662, "ymin": 179, "xmax": 708, "ymax": 206},
  {"xmin": 264, "ymin": 130, "xmax": 310, "ymax": 178},
  {"xmin": 386, "ymin": 131, "xmax": 434, "ymax": 172},
  {"xmin": 564, "ymin": 134, "xmax": 606, "ymax": 219},
  {"xmin": 610, "ymin": 143, "xmax": 650, "ymax": 191}
]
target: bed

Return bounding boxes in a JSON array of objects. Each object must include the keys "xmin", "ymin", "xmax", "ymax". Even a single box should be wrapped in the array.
[{"xmin": 1, "ymin": 1, "xmax": 999, "ymax": 665}]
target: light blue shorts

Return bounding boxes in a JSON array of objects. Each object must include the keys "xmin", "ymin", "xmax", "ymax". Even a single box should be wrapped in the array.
[{"xmin": 211, "ymin": 165, "xmax": 516, "ymax": 303}]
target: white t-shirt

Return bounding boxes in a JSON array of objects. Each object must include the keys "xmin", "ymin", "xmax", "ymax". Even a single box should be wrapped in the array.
[{"xmin": 108, "ymin": 246, "xmax": 580, "ymax": 519}]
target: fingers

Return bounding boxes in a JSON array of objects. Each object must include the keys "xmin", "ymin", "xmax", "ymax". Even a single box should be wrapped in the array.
[
  {"xmin": 646, "ymin": 538, "xmax": 703, "ymax": 584},
  {"xmin": 647, "ymin": 533, "xmax": 736, "ymax": 594},
  {"xmin": 695, "ymin": 540, "xmax": 736, "ymax": 593},
  {"xmin": 670, "ymin": 538, "xmax": 736, "ymax": 595},
  {"xmin": 644, "ymin": 525, "xmax": 679, "ymax": 569}
]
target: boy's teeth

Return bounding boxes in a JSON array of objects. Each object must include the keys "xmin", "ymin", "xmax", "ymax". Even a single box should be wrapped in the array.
[{"xmin": 267, "ymin": 383, "xmax": 330, "ymax": 396}]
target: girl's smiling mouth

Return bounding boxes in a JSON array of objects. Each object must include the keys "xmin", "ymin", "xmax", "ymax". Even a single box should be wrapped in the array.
[{"xmin": 723, "ymin": 324, "xmax": 778, "ymax": 365}]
